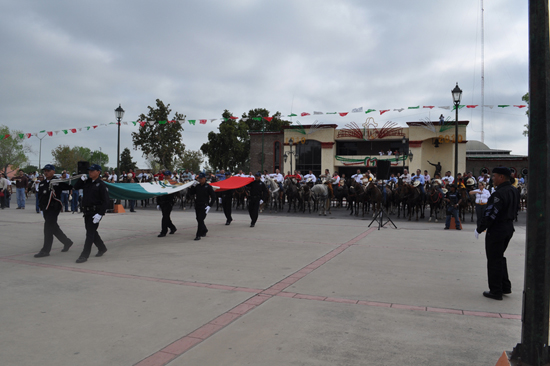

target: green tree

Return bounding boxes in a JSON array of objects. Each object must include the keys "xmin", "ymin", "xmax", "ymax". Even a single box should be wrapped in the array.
[
  {"xmin": 120, "ymin": 147, "xmax": 137, "ymax": 172},
  {"xmin": 0, "ymin": 125, "xmax": 30, "ymax": 174},
  {"xmin": 51, "ymin": 145, "xmax": 91, "ymax": 172},
  {"xmin": 201, "ymin": 110, "xmax": 250, "ymax": 172},
  {"xmin": 174, "ymin": 149, "xmax": 204, "ymax": 173},
  {"xmin": 244, "ymin": 108, "xmax": 290, "ymax": 132},
  {"xmin": 22, "ymin": 165, "xmax": 39, "ymax": 174},
  {"xmin": 521, "ymin": 93, "xmax": 529, "ymax": 136},
  {"xmin": 132, "ymin": 99, "xmax": 186, "ymax": 170},
  {"xmin": 90, "ymin": 150, "xmax": 109, "ymax": 170}
]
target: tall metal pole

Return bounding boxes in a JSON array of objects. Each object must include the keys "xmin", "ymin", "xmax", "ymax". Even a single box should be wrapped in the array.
[
  {"xmin": 261, "ymin": 117, "xmax": 265, "ymax": 173},
  {"xmin": 37, "ymin": 134, "xmax": 45, "ymax": 169},
  {"xmin": 512, "ymin": 1, "xmax": 550, "ymax": 364},
  {"xmin": 481, "ymin": 0, "xmax": 485, "ymax": 143},
  {"xmin": 117, "ymin": 117, "xmax": 121, "ymax": 174},
  {"xmin": 454, "ymin": 104, "xmax": 459, "ymax": 181}
]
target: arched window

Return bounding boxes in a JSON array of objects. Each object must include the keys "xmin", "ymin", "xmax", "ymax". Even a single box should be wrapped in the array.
[
  {"xmin": 296, "ymin": 140, "xmax": 321, "ymax": 176},
  {"xmin": 273, "ymin": 141, "xmax": 281, "ymax": 171}
]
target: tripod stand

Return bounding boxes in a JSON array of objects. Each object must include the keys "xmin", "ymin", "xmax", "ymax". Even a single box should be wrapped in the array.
[{"xmin": 368, "ymin": 207, "xmax": 397, "ymax": 230}]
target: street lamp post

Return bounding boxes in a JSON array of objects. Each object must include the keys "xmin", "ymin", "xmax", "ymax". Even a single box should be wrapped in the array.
[
  {"xmin": 283, "ymin": 138, "xmax": 295, "ymax": 174},
  {"xmin": 452, "ymin": 83, "xmax": 462, "ymax": 182},
  {"xmin": 114, "ymin": 104, "xmax": 125, "ymax": 175},
  {"xmin": 401, "ymin": 135, "xmax": 407, "ymax": 170}
]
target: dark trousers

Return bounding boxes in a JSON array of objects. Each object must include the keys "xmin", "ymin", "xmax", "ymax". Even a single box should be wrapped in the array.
[
  {"xmin": 195, "ymin": 205, "xmax": 207, "ymax": 237},
  {"xmin": 41, "ymin": 209, "xmax": 72, "ymax": 253},
  {"xmin": 222, "ymin": 197, "xmax": 232, "ymax": 221},
  {"xmin": 160, "ymin": 205, "xmax": 176, "ymax": 234},
  {"xmin": 475, "ymin": 204, "xmax": 487, "ymax": 227},
  {"xmin": 248, "ymin": 197, "xmax": 260, "ymax": 225},
  {"xmin": 445, "ymin": 207, "xmax": 460, "ymax": 229},
  {"xmin": 485, "ymin": 223, "xmax": 514, "ymax": 295},
  {"xmin": 80, "ymin": 213, "xmax": 107, "ymax": 258}
]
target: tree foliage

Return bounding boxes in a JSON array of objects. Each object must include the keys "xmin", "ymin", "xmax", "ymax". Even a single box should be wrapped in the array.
[
  {"xmin": 51, "ymin": 145, "xmax": 108, "ymax": 172},
  {"xmin": 200, "ymin": 108, "xmax": 290, "ymax": 172},
  {"xmin": 0, "ymin": 125, "xmax": 31, "ymax": 174},
  {"xmin": 132, "ymin": 99, "xmax": 186, "ymax": 171},
  {"xmin": 120, "ymin": 147, "xmax": 137, "ymax": 172},
  {"xmin": 521, "ymin": 93, "xmax": 529, "ymax": 136},
  {"xmin": 174, "ymin": 149, "xmax": 204, "ymax": 173}
]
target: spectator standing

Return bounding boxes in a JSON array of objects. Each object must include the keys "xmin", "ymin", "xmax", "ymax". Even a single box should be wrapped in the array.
[{"xmin": 14, "ymin": 170, "xmax": 28, "ymax": 209}]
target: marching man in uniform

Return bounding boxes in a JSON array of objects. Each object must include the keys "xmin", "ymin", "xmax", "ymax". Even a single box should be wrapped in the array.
[
  {"xmin": 247, "ymin": 172, "xmax": 268, "ymax": 227},
  {"xmin": 73, "ymin": 164, "xmax": 110, "ymax": 263},
  {"xmin": 189, "ymin": 172, "xmax": 216, "ymax": 241}
]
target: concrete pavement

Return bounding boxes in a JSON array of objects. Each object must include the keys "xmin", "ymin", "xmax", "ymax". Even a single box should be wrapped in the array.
[{"xmin": 0, "ymin": 199, "xmax": 525, "ymax": 365}]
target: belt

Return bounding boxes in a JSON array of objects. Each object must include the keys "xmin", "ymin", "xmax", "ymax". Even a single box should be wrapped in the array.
[{"xmin": 82, "ymin": 205, "xmax": 99, "ymax": 213}]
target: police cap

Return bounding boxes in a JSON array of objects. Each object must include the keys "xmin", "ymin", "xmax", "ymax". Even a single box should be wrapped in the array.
[
  {"xmin": 492, "ymin": 166, "xmax": 511, "ymax": 177},
  {"xmin": 42, "ymin": 164, "xmax": 55, "ymax": 171},
  {"xmin": 89, "ymin": 164, "xmax": 102, "ymax": 171}
]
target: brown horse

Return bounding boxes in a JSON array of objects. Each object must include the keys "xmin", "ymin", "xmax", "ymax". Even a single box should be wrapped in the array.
[
  {"xmin": 365, "ymin": 182, "xmax": 383, "ymax": 217},
  {"xmin": 426, "ymin": 182, "xmax": 443, "ymax": 222}
]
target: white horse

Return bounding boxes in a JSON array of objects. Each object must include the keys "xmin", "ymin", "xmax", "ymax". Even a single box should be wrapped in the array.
[
  {"xmin": 311, "ymin": 184, "xmax": 330, "ymax": 216},
  {"xmin": 263, "ymin": 176, "xmax": 281, "ymax": 212}
]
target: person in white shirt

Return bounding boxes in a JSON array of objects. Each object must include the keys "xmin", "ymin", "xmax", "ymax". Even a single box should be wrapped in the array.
[
  {"xmin": 332, "ymin": 172, "xmax": 340, "ymax": 185},
  {"xmin": 423, "ymin": 170, "xmax": 431, "ymax": 183},
  {"xmin": 351, "ymin": 169, "xmax": 363, "ymax": 184},
  {"xmin": 366, "ymin": 170, "xmax": 374, "ymax": 181},
  {"xmin": 379, "ymin": 150, "xmax": 384, "ymax": 156},
  {"xmin": 303, "ymin": 170, "xmax": 317, "ymax": 183},
  {"xmin": 269, "ymin": 169, "xmax": 284, "ymax": 190},
  {"xmin": 387, "ymin": 150, "xmax": 393, "ymax": 156},
  {"xmin": 469, "ymin": 182, "xmax": 491, "ymax": 226},
  {"xmin": 441, "ymin": 171, "xmax": 454, "ymax": 186},
  {"xmin": 401, "ymin": 169, "xmax": 411, "ymax": 184}
]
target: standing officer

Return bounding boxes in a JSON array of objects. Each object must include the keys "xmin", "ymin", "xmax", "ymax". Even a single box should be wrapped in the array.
[
  {"xmin": 157, "ymin": 192, "xmax": 177, "ymax": 237},
  {"xmin": 475, "ymin": 167, "xmax": 519, "ymax": 300},
  {"xmin": 188, "ymin": 172, "xmax": 216, "ymax": 241},
  {"xmin": 73, "ymin": 164, "xmax": 110, "ymax": 263},
  {"xmin": 34, "ymin": 164, "xmax": 74, "ymax": 258},
  {"xmin": 248, "ymin": 172, "xmax": 268, "ymax": 227},
  {"xmin": 222, "ymin": 171, "xmax": 234, "ymax": 225}
]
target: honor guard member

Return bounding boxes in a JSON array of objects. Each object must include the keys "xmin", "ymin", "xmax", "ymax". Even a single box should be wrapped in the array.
[
  {"xmin": 73, "ymin": 164, "xmax": 110, "ymax": 263},
  {"xmin": 156, "ymin": 186, "xmax": 177, "ymax": 237},
  {"xmin": 474, "ymin": 166, "xmax": 519, "ymax": 300},
  {"xmin": 189, "ymin": 172, "xmax": 216, "ymax": 241},
  {"xmin": 34, "ymin": 164, "xmax": 74, "ymax": 258},
  {"xmin": 247, "ymin": 172, "xmax": 268, "ymax": 227},
  {"xmin": 222, "ymin": 171, "xmax": 233, "ymax": 225}
]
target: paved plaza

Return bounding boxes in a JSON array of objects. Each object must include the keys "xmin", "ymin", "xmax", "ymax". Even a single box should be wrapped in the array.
[{"xmin": 0, "ymin": 199, "xmax": 526, "ymax": 366}]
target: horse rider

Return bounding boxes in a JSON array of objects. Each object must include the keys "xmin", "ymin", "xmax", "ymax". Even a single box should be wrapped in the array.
[
  {"xmin": 441, "ymin": 171, "xmax": 454, "ymax": 186},
  {"xmin": 401, "ymin": 169, "xmax": 412, "ymax": 184},
  {"xmin": 303, "ymin": 170, "xmax": 317, "ymax": 184},
  {"xmin": 423, "ymin": 170, "xmax": 431, "ymax": 183},
  {"xmin": 411, "ymin": 169, "xmax": 426, "ymax": 200},
  {"xmin": 351, "ymin": 169, "xmax": 363, "ymax": 185},
  {"xmin": 268, "ymin": 169, "xmax": 284, "ymax": 191}
]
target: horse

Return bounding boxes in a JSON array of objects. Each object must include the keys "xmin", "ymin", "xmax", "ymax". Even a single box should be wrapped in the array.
[
  {"xmin": 402, "ymin": 184, "xmax": 423, "ymax": 221},
  {"xmin": 284, "ymin": 177, "xmax": 300, "ymax": 213},
  {"xmin": 311, "ymin": 184, "xmax": 330, "ymax": 216},
  {"xmin": 457, "ymin": 187, "xmax": 475, "ymax": 222},
  {"xmin": 425, "ymin": 182, "xmax": 443, "ymax": 222},
  {"xmin": 301, "ymin": 184, "xmax": 313, "ymax": 213},
  {"xmin": 365, "ymin": 182, "xmax": 383, "ymax": 217},
  {"xmin": 264, "ymin": 176, "xmax": 282, "ymax": 213}
]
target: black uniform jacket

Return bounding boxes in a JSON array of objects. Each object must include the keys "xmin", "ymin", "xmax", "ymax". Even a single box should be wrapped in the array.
[
  {"xmin": 38, "ymin": 180, "xmax": 73, "ymax": 212},
  {"xmin": 477, "ymin": 181, "xmax": 519, "ymax": 233},
  {"xmin": 74, "ymin": 178, "xmax": 110, "ymax": 215},
  {"xmin": 189, "ymin": 182, "xmax": 216, "ymax": 207},
  {"xmin": 247, "ymin": 179, "xmax": 268, "ymax": 199},
  {"xmin": 157, "ymin": 193, "xmax": 176, "ymax": 207}
]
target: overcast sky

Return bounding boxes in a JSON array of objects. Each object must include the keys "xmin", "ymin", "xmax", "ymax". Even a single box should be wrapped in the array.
[{"xmin": 1, "ymin": 0, "xmax": 529, "ymax": 170}]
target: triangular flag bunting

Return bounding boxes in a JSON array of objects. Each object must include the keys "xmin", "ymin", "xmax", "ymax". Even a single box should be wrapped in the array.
[
  {"xmin": 466, "ymin": 105, "xmax": 478, "ymax": 108},
  {"xmin": 26, "ymin": 133, "xmax": 32, "ymax": 138},
  {"xmin": 18, "ymin": 133, "xmax": 25, "ymax": 139},
  {"xmin": 339, "ymin": 112, "xmax": 348, "ymax": 117},
  {"xmin": 158, "ymin": 120, "xmax": 167, "ymax": 125},
  {"xmin": 288, "ymin": 113, "xmax": 297, "ymax": 117},
  {"xmin": 62, "ymin": 130, "xmax": 68, "ymax": 134},
  {"xmin": 326, "ymin": 112, "xmax": 337, "ymax": 114},
  {"xmin": 252, "ymin": 117, "xmax": 262, "ymax": 121},
  {"xmin": 70, "ymin": 129, "xmax": 77, "ymax": 133},
  {"xmin": 93, "ymin": 125, "xmax": 98, "ymax": 129},
  {"xmin": 514, "ymin": 105, "xmax": 527, "ymax": 108},
  {"xmin": 380, "ymin": 110, "xmax": 390, "ymax": 115},
  {"xmin": 351, "ymin": 107, "xmax": 363, "ymax": 113},
  {"xmin": 439, "ymin": 106, "xmax": 451, "ymax": 110},
  {"xmin": 484, "ymin": 105, "xmax": 494, "ymax": 109},
  {"xmin": 47, "ymin": 131, "xmax": 53, "ymax": 136},
  {"xmin": 423, "ymin": 106, "xmax": 435, "ymax": 109},
  {"xmin": 313, "ymin": 111, "xmax": 323, "ymax": 115},
  {"xmin": 365, "ymin": 109, "xmax": 376, "ymax": 114},
  {"xmin": 498, "ymin": 105, "xmax": 510, "ymax": 108},
  {"xmin": 394, "ymin": 108, "xmax": 404, "ymax": 112},
  {"xmin": 210, "ymin": 119, "xmax": 216, "ymax": 123},
  {"xmin": 264, "ymin": 117, "xmax": 273, "ymax": 122},
  {"xmin": 189, "ymin": 120, "xmax": 196, "ymax": 125},
  {"xmin": 123, "ymin": 121, "xmax": 128, "ymax": 125},
  {"xmin": 408, "ymin": 106, "xmax": 419, "ymax": 109},
  {"xmin": 230, "ymin": 116, "xmax": 238, "ymax": 120},
  {"xmin": 199, "ymin": 119, "xmax": 207, "ymax": 124},
  {"xmin": 301, "ymin": 112, "xmax": 310, "ymax": 116}
]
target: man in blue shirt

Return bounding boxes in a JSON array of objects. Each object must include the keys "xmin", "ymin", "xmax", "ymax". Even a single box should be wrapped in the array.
[{"xmin": 411, "ymin": 169, "xmax": 426, "ymax": 200}]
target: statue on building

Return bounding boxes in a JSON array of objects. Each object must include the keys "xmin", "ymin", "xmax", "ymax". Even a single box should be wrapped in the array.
[{"xmin": 427, "ymin": 160, "xmax": 442, "ymax": 177}]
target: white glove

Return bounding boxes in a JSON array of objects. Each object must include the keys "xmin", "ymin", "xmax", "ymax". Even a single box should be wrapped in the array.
[
  {"xmin": 81, "ymin": 174, "xmax": 87, "ymax": 181},
  {"xmin": 92, "ymin": 214, "xmax": 102, "ymax": 224},
  {"xmin": 205, "ymin": 206, "xmax": 210, "ymax": 214},
  {"xmin": 260, "ymin": 200, "xmax": 264, "ymax": 205},
  {"xmin": 157, "ymin": 205, "xmax": 160, "ymax": 210},
  {"xmin": 474, "ymin": 229, "xmax": 479, "ymax": 240},
  {"xmin": 40, "ymin": 211, "xmax": 43, "ymax": 217}
]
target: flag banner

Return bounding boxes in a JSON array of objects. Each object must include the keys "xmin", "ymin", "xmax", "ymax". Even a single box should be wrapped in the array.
[
  {"xmin": 252, "ymin": 117, "xmax": 262, "ymax": 121},
  {"xmin": 466, "ymin": 105, "xmax": 478, "ymax": 108},
  {"xmin": 122, "ymin": 122, "xmax": 128, "ymax": 125},
  {"xmin": 326, "ymin": 112, "xmax": 337, "ymax": 114},
  {"xmin": 408, "ymin": 106, "xmax": 420, "ymax": 109},
  {"xmin": 301, "ymin": 112, "xmax": 310, "ymax": 116},
  {"xmin": 199, "ymin": 119, "xmax": 207, "ymax": 124},
  {"xmin": 189, "ymin": 120, "xmax": 196, "ymax": 125},
  {"xmin": 229, "ymin": 116, "xmax": 238, "ymax": 120},
  {"xmin": 210, "ymin": 119, "xmax": 217, "ymax": 123},
  {"xmin": 514, "ymin": 105, "xmax": 527, "ymax": 108},
  {"xmin": 439, "ymin": 106, "xmax": 451, "ymax": 110},
  {"xmin": 210, "ymin": 177, "xmax": 254, "ymax": 192},
  {"xmin": 484, "ymin": 105, "xmax": 494, "ymax": 109},
  {"xmin": 264, "ymin": 117, "xmax": 273, "ymax": 122},
  {"xmin": 288, "ymin": 113, "xmax": 297, "ymax": 117},
  {"xmin": 498, "ymin": 105, "xmax": 510, "ymax": 108},
  {"xmin": 18, "ymin": 133, "xmax": 24, "ymax": 139},
  {"xmin": 380, "ymin": 110, "xmax": 390, "ymax": 115},
  {"xmin": 104, "ymin": 180, "xmax": 196, "ymax": 200},
  {"xmin": 365, "ymin": 109, "xmax": 376, "ymax": 114},
  {"xmin": 339, "ymin": 112, "xmax": 348, "ymax": 116},
  {"xmin": 423, "ymin": 106, "xmax": 435, "ymax": 109},
  {"xmin": 351, "ymin": 107, "xmax": 363, "ymax": 113},
  {"xmin": 313, "ymin": 111, "xmax": 323, "ymax": 115},
  {"xmin": 394, "ymin": 108, "xmax": 404, "ymax": 112}
]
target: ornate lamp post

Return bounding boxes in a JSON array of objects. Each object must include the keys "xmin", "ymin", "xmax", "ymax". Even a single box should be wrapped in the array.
[
  {"xmin": 451, "ymin": 83, "xmax": 462, "ymax": 181},
  {"xmin": 114, "ymin": 104, "xmax": 125, "ymax": 175},
  {"xmin": 283, "ymin": 138, "xmax": 295, "ymax": 174}
]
